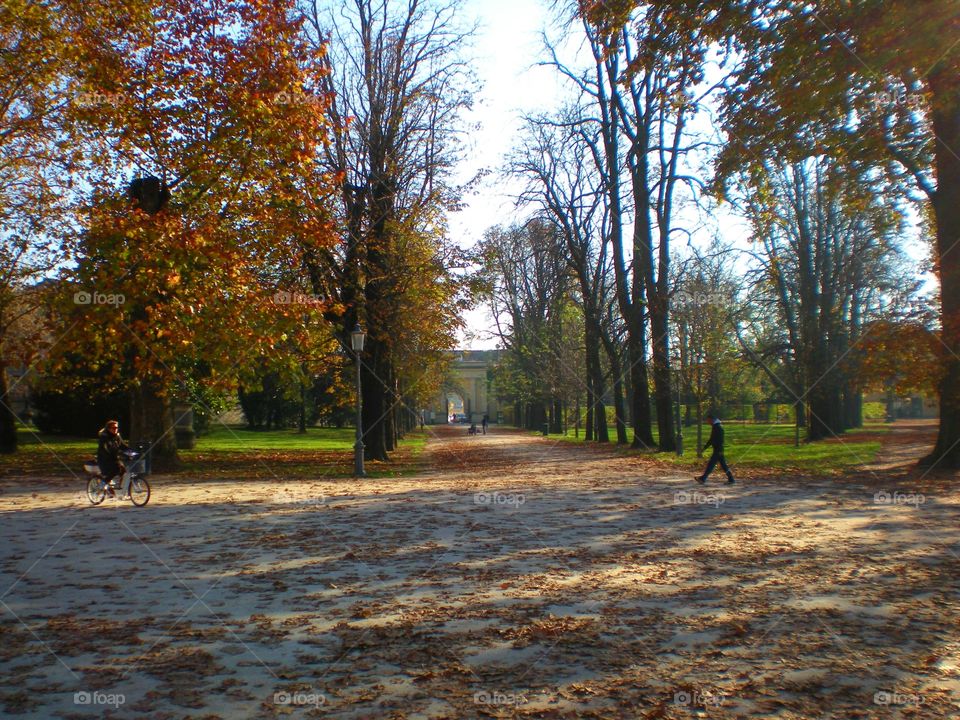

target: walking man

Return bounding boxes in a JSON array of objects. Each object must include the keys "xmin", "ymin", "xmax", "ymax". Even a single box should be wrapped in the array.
[
  {"xmin": 696, "ymin": 412, "xmax": 735, "ymax": 484},
  {"xmin": 482, "ymin": 414, "xmax": 489, "ymax": 434}
]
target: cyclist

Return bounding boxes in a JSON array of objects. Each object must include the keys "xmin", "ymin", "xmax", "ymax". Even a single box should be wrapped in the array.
[{"xmin": 97, "ymin": 420, "xmax": 129, "ymax": 495}]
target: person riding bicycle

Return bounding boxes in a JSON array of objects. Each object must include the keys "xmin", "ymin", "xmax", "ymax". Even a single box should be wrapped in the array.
[{"xmin": 97, "ymin": 420, "xmax": 129, "ymax": 492}]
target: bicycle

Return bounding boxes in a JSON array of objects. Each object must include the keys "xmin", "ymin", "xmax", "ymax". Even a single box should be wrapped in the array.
[{"xmin": 83, "ymin": 450, "xmax": 151, "ymax": 507}]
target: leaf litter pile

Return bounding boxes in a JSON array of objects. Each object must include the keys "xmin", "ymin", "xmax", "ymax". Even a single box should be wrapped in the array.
[{"xmin": 0, "ymin": 426, "xmax": 959, "ymax": 718}]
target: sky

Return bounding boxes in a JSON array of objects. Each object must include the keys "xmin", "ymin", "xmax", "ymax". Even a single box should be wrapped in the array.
[
  {"xmin": 446, "ymin": 0, "xmax": 753, "ymax": 350},
  {"xmin": 448, "ymin": 0, "xmax": 563, "ymax": 349}
]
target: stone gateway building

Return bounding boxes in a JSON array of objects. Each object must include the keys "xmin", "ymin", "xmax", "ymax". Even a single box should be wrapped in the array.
[{"xmin": 424, "ymin": 350, "xmax": 500, "ymax": 424}]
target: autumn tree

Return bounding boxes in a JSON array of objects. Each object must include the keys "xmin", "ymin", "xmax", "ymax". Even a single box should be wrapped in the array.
[
  {"xmin": 583, "ymin": 0, "xmax": 958, "ymax": 459},
  {"xmin": 479, "ymin": 220, "xmax": 574, "ymax": 434},
  {"xmin": 0, "ymin": 1, "xmax": 84, "ymax": 451},
  {"xmin": 553, "ymin": 2, "xmax": 731, "ymax": 451},
  {"xmin": 512, "ymin": 110, "xmax": 621, "ymax": 441},
  {"xmin": 851, "ymin": 318, "xmax": 940, "ymax": 419},
  {"xmin": 298, "ymin": 0, "xmax": 473, "ymax": 461},
  {"xmin": 58, "ymin": 0, "xmax": 338, "ymax": 466},
  {"xmin": 671, "ymin": 245, "xmax": 741, "ymax": 451},
  {"xmin": 707, "ymin": 0, "xmax": 960, "ymax": 463},
  {"xmin": 733, "ymin": 157, "xmax": 915, "ymax": 439}
]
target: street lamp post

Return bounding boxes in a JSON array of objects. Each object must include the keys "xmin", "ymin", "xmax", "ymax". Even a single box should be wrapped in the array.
[
  {"xmin": 351, "ymin": 324, "xmax": 366, "ymax": 477},
  {"xmin": 675, "ymin": 369, "xmax": 683, "ymax": 457}
]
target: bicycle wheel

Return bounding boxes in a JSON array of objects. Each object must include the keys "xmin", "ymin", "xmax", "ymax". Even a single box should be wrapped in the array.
[
  {"xmin": 86, "ymin": 477, "xmax": 106, "ymax": 505},
  {"xmin": 129, "ymin": 475, "xmax": 151, "ymax": 507}
]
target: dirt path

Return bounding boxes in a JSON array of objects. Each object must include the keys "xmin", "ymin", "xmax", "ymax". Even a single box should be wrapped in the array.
[
  {"xmin": 858, "ymin": 419, "xmax": 938, "ymax": 473},
  {"xmin": 1, "ymin": 426, "xmax": 959, "ymax": 718}
]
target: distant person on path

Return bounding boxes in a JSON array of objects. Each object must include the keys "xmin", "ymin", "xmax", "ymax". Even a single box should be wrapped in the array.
[
  {"xmin": 482, "ymin": 414, "xmax": 489, "ymax": 434},
  {"xmin": 696, "ymin": 412, "xmax": 735, "ymax": 484}
]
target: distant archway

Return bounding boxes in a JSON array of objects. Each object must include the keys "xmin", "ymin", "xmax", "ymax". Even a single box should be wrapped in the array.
[
  {"xmin": 446, "ymin": 392, "xmax": 465, "ymax": 423},
  {"xmin": 424, "ymin": 350, "xmax": 501, "ymax": 424}
]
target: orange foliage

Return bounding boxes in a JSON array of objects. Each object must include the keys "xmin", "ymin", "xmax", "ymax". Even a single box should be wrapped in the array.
[
  {"xmin": 851, "ymin": 320, "xmax": 940, "ymax": 395},
  {"xmin": 52, "ymin": 0, "xmax": 339, "ymax": 397}
]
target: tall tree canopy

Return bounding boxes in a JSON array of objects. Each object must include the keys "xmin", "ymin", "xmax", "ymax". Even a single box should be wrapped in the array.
[
  {"xmin": 583, "ymin": 0, "xmax": 960, "ymax": 465},
  {"xmin": 719, "ymin": 0, "xmax": 959, "ymax": 465},
  {"xmin": 299, "ymin": 0, "xmax": 474, "ymax": 461},
  {"xmin": 56, "ymin": 0, "xmax": 338, "ymax": 465}
]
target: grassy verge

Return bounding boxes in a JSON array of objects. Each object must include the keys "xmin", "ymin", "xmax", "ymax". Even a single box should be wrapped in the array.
[
  {"xmin": 0, "ymin": 429, "xmax": 92, "ymax": 478},
  {"xmin": 544, "ymin": 422, "xmax": 889, "ymax": 474},
  {"xmin": 0, "ymin": 425, "xmax": 429, "ymax": 480},
  {"xmin": 180, "ymin": 425, "xmax": 429, "ymax": 480}
]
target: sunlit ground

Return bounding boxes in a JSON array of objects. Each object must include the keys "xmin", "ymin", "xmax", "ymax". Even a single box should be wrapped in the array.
[{"xmin": 0, "ymin": 426, "xmax": 958, "ymax": 718}]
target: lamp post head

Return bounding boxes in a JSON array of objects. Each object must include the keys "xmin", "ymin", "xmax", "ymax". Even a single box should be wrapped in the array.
[{"xmin": 350, "ymin": 324, "xmax": 366, "ymax": 352}]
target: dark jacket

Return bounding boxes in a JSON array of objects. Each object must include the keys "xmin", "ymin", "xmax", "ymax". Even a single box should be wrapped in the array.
[
  {"xmin": 97, "ymin": 429, "xmax": 128, "ymax": 477},
  {"xmin": 703, "ymin": 420, "xmax": 724, "ymax": 454}
]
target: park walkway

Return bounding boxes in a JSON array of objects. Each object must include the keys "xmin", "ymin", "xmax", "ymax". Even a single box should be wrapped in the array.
[{"xmin": 1, "ymin": 426, "xmax": 959, "ymax": 717}]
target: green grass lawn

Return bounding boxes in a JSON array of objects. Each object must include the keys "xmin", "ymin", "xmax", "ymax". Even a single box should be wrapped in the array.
[
  {"xmin": 0, "ymin": 425, "xmax": 429, "ymax": 479},
  {"xmin": 2, "ymin": 420, "xmax": 886, "ymax": 479},
  {"xmin": 180, "ymin": 425, "xmax": 430, "ymax": 480},
  {"xmin": 0, "ymin": 429, "xmax": 93, "ymax": 477},
  {"xmin": 188, "ymin": 424, "xmax": 361, "ymax": 451},
  {"xmin": 548, "ymin": 421, "xmax": 888, "ymax": 474}
]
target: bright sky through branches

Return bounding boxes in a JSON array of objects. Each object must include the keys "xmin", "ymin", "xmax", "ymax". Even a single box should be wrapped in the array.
[
  {"xmin": 451, "ymin": 0, "xmax": 564, "ymax": 349},
  {"xmin": 448, "ymin": 0, "xmax": 933, "ymax": 350}
]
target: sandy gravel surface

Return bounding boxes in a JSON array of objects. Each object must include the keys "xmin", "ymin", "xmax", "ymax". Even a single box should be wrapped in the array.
[{"xmin": 1, "ymin": 425, "xmax": 959, "ymax": 718}]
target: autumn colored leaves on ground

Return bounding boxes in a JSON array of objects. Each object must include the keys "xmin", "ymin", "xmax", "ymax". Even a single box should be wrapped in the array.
[{"xmin": 1, "ymin": 426, "xmax": 959, "ymax": 718}]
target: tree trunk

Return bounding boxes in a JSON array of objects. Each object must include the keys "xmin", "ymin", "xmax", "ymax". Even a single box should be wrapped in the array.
[
  {"xmin": 649, "ymin": 302, "xmax": 675, "ymax": 451},
  {"xmin": 600, "ymin": 324, "xmax": 629, "ymax": 444},
  {"xmin": 696, "ymin": 397, "xmax": 703, "ymax": 456},
  {"xmin": 586, "ymin": 325, "xmax": 608, "ymax": 443},
  {"xmin": 384, "ymin": 366, "xmax": 396, "ymax": 452},
  {"xmin": 361, "ymin": 341, "xmax": 389, "ymax": 462},
  {"xmin": 628, "ymin": 330, "xmax": 655, "ymax": 448},
  {"xmin": 622, "ymin": 351, "xmax": 633, "ymax": 428},
  {"xmin": 0, "ymin": 364, "xmax": 16, "ymax": 453},
  {"xmin": 922, "ymin": 68, "xmax": 960, "ymax": 467},
  {"xmin": 530, "ymin": 400, "xmax": 547, "ymax": 432},
  {"xmin": 574, "ymin": 395, "xmax": 581, "ymax": 439},
  {"xmin": 585, "ymin": 377, "xmax": 594, "ymax": 441},
  {"xmin": 612, "ymin": 364, "xmax": 628, "ymax": 445},
  {"xmin": 130, "ymin": 383, "xmax": 178, "ymax": 470},
  {"xmin": 298, "ymin": 378, "xmax": 307, "ymax": 433},
  {"xmin": 807, "ymin": 352, "xmax": 846, "ymax": 440},
  {"xmin": 551, "ymin": 397, "xmax": 563, "ymax": 434},
  {"xmin": 844, "ymin": 386, "xmax": 862, "ymax": 429}
]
